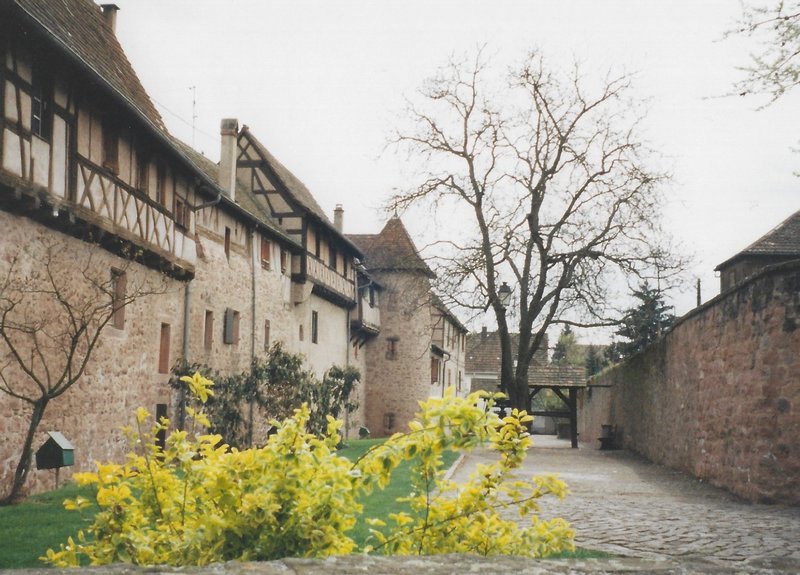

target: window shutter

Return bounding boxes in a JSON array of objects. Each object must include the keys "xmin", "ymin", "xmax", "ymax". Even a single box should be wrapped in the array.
[{"xmin": 224, "ymin": 308, "xmax": 234, "ymax": 344}]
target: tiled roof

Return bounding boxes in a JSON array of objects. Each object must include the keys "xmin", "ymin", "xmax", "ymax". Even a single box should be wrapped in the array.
[
  {"xmin": 468, "ymin": 365, "xmax": 585, "ymax": 393},
  {"xmin": 237, "ymin": 126, "xmax": 362, "ymax": 255},
  {"xmin": 347, "ymin": 218, "xmax": 435, "ymax": 277},
  {"xmin": 12, "ymin": 0, "xmax": 165, "ymax": 132},
  {"xmin": 716, "ymin": 209, "xmax": 800, "ymax": 270},
  {"xmin": 238, "ymin": 127, "xmax": 329, "ymax": 225},
  {"xmin": 465, "ymin": 330, "xmax": 548, "ymax": 374},
  {"xmin": 527, "ymin": 366, "xmax": 586, "ymax": 388},
  {"xmin": 169, "ymin": 137, "xmax": 298, "ymax": 249},
  {"xmin": 431, "ymin": 293, "xmax": 467, "ymax": 333}
]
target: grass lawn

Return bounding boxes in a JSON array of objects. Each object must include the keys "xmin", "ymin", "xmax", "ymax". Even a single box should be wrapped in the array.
[
  {"xmin": 0, "ymin": 438, "xmax": 608, "ymax": 568},
  {"xmin": 0, "ymin": 482, "xmax": 99, "ymax": 569},
  {"xmin": 336, "ymin": 438, "xmax": 461, "ymax": 549}
]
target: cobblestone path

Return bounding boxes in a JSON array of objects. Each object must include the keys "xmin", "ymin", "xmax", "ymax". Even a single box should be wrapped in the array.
[{"xmin": 448, "ymin": 435, "xmax": 800, "ymax": 569}]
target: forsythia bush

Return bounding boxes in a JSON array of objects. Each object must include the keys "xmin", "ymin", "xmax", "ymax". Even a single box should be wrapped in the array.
[{"xmin": 44, "ymin": 374, "xmax": 574, "ymax": 567}]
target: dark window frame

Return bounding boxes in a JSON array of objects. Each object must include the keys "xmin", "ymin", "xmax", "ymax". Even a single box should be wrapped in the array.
[{"xmin": 30, "ymin": 70, "xmax": 53, "ymax": 141}]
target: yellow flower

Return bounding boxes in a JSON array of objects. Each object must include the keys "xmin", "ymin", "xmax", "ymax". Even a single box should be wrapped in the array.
[{"xmin": 180, "ymin": 372, "xmax": 215, "ymax": 403}]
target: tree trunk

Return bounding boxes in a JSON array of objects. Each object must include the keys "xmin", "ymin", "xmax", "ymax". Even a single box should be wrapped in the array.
[{"xmin": 0, "ymin": 398, "xmax": 48, "ymax": 505}]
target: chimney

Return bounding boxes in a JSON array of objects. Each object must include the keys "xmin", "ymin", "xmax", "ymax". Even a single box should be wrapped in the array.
[
  {"xmin": 100, "ymin": 4, "xmax": 120, "ymax": 34},
  {"xmin": 219, "ymin": 119, "xmax": 239, "ymax": 201},
  {"xmin": 334, "ymin": 204, "xmax": 344, "ymax": 232}
]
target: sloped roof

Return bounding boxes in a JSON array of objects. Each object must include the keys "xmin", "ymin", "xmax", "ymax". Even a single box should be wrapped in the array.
[
  {"xmin": 716, "ymin": 209, "xmax": 800, "ymax": 270},
  {"xmin": 347, "ymin": 218, "xmax": 435, "ymax": 277},
  {"xmin": 10, "ymin": 0, "xmax": 164, "ymax": 132},
  {"xmin": 465, "ymin": 330, "xmax": 548, "ymax": 374},
  {"xmin": 527, "ymin": 366, "xmax": 586, "ymax": 388},
  {"xmin": 169, "ymin": 138, "xmax": 298, "ymax": 250},
  {"xmin": 238, "ymin": 127, "xmax": 329, "ymax": 225},
  {"xmin": 237, "ymin": 126, "xmax": 362, "ymax": 255},
  {"xmin": 468, "ymin": 363, "xmax": 583, "ymax": 393},
  {"xmin": 431, "ymin": 293, "xmax": 467, "ymax": 333}
]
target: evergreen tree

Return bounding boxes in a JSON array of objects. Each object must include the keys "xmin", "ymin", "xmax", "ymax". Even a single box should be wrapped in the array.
[
  {"xmin": 584, "ymin": 345, "xmax": 608, "ymax": 376},
  {"xmin": 614, "ymin": 282, "xmax": 675, "ymax": 359},
  {"xmin": 552, "ymin": 325, "xmax": 577, "ymax": 365}
]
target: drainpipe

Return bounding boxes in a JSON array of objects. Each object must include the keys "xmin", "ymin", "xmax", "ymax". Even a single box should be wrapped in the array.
[
  {"xmin": 344, "ymin": 307, "xmax": 351, "ymax": 439},
  {"xmin": 248, "ymin": 228, "xmax": 257, "ymax": 447},
  {"xmin": 179, "ymin": 280, "xmax": 192, "ymax": 430}
]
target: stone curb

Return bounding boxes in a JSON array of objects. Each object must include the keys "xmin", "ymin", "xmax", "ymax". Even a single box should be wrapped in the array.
[{"xmin": 6, "ymin": 554, "xmax": 800, "ymax": 575}]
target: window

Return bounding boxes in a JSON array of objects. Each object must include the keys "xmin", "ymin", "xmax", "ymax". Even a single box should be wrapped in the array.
[
  {"xmin": 280, "ymin": 249, "xmax": 289, "ymax": 274},
  {"xmin": 101, "ymin": 115, "xmax": 119, "ymax": 173},
  {"xmin": 311, "ymin": 311, "xmax": 319, "ymax": 344},
  {"xmin": 264, "ymin": 319, "xmax": 271, "ymax": 351},
  {"xmin": 314, "ymin": 233, "xmax": 321, "ymax": 258},
  {"xmin": 155, "ymin": 404, "xmax": 167, "ymax": 451},
  {"xmin": 224, "ymin": 227, "xmax": 231, "ymax": 261},
  {"xmin": 430, "ymin": 358, "xmax": 440, "ymax": 385},
  {"xmin": 158, "ymin": 323, "xmax": 171, "ymax": 374},
  {"xmin": 223, "ymin": 308, "xmax": 239, "ymax": 345},
  {"xmin": 111, "ymin": 269, "xmax": 127, "ymax": 330},
  {"xmin": 386, "ymin": 337, "xmax": 398, "ymax": 360},
  {"xmin": 261, "ymin": 237, "xmax": 272, "ymax": 269},
  {"xmin": 137, "ymin": 157, "xmax": 149, "ymax": 195},
  {"xmin": 30, "ymin": 72, "xmax": 52, "ymax": 140},
  {"xmin": 175, "ymin": 197, "xmax": 189, "ymax": 229},
  {"xmin": 156, "ymin": 163, "xmax": 167, "ymax": 206},
  {"xmin": 329, "ymin": 245, "xmax": 337, "ymax": 269},
  {"xmin": 299, "ymin": 324, "xmax": 304, "ymax": 342},
  {"xmin": 204, "ymin": 310, "xmax": 214, "ymax": 350}
]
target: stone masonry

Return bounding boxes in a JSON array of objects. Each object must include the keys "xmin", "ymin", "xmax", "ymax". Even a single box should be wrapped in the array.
[{"xmin": 578, "ymin": 261, "xmax": 800, "ymax": 504}]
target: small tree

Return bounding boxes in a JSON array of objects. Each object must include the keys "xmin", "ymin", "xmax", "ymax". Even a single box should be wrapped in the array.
[
  {"xmin": 0, "ymin": 242, "xmax": 165, "ymax": 504},
  {"xmin": 613, "ymin": 282, "xmax": 675, "ymax": 359}
]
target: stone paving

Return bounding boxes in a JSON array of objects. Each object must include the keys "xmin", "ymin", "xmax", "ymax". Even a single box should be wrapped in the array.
[{"xmin": 448, "ymin": 435, "xmax": 800, "ymax": 570}]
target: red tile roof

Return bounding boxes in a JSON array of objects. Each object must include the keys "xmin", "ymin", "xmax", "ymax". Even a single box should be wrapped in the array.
[{"xmin": 348, "ymin": 218, "xmax": 435, "ymax": 277}]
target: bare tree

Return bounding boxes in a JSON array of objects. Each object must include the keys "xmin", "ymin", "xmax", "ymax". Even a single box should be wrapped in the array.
[
  {"xmin": 729, "ymin": 1, "xmax": 800, "ymax": 103},
  {"xmin": 389, "ymin": 50, "xmax": 683, "ymax": 412},
  {"xmin": 0, "ymin": 242, "xmax": 166, "ymax": 504}
]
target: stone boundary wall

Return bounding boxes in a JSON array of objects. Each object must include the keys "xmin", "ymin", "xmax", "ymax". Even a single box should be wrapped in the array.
[{"xmin": 578, "ymin": 261, "xmax": 800, "ymax": 504}]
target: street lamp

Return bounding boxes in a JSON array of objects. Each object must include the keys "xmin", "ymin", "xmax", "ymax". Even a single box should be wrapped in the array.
[{"xmin": 498, "ymin": 281, "xmax": 512, "ymax": 308}]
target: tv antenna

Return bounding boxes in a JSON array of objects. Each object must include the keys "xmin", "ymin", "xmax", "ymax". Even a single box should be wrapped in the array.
[{"xmin": 189, "ymin": 86, "xmax": 198, "ymax": 148}]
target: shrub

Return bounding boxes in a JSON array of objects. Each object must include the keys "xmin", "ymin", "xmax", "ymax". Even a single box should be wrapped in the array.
[
  {"xmin": 169, "ymin": 344, "xmax": 359, "ymax": 447},
  {"xmin": 44, "ymin": 375, "xmax": 573, "ymax": 566}
]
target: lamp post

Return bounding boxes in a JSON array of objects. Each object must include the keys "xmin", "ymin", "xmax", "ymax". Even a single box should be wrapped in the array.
[{"xmin": 498, "ymin": 281, "xmax": 512, "ymax": 309}]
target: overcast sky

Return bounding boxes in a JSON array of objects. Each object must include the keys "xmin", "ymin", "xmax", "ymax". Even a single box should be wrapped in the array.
[{"xmin": 111, "ymin": 0, "xmax": 798, "ymax": 339}]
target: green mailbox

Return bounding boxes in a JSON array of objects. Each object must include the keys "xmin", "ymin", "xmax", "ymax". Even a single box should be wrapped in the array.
[{"xmin": 35, "ymin": 431, "xmax": 74, "ymax": 470}]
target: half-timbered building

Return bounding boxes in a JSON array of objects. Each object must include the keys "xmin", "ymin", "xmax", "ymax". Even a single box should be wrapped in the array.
[{"xmin": 0, "ymin": 0, "xmax": 467, "ymax": 496}]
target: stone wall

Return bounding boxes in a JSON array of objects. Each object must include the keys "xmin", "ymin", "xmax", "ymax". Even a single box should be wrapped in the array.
[
  {"xmin": 0, "ymin": 211, "xmax": 185, "ymax": 497},
  {"xmin": 363, "ymin": 271, "xmax": 436, "ymax": 436},
  {"xmin": 578, "ymin": 261, "xmax": 800, "ymax": 504}
]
